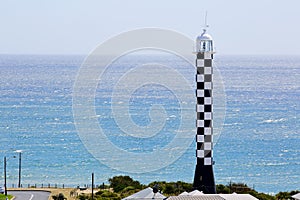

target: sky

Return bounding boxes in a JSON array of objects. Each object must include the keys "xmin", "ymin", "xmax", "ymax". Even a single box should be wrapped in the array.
[{"xmin": 0, "ymin": 0, "xmax": 300, "ymax": 55}]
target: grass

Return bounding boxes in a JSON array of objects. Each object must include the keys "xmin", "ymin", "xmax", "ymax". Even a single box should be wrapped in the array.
[{"xmin": 0, "ymin": 194, "xmax": 13, "ymax": 200}]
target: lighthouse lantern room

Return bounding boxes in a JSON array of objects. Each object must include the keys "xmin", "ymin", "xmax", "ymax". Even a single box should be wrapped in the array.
[{"xmin": 196, "ymin": 29, "xmax": 214, "ymax": 53}]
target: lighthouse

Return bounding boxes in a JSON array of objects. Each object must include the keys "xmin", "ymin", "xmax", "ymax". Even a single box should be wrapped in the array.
[{"xmin": 193, "ymin": 28, "xmax": 216, "ymax": 194}]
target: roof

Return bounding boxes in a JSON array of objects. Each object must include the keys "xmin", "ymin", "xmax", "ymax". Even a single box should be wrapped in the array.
[
  {"xmin": 168, "ymin": 190, "xmax": 224, "ymax": 200},
  {"xmin": 167, "ymin": 195, "xmax": 225, "ymax": 200},
  {"xmin": 292, "ymin": 193, "xmax": 300, "ymax": 200},
  {"xmin": 167, "ymin": 190, "xmax": 258, "ymax": 200},
  {"xmin": 179, "ymin": 192, "xmax": 190, "ymax": 196},
  {"xmin": 189, "ymin": 190, "xmax": 205, "ymax": 196},
  {"xmin": 196, "ymin": 29, "xmax": 213, "ymax": 41},
  {"xmin": 122, "ymin": 187, "xmax": 166, "ymax": 200},
  {"xmin": 219, "ymin": 194, "xmax": 259, "ymax": 200}
]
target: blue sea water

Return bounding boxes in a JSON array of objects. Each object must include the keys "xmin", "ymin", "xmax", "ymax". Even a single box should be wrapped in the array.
[{"xmin": 0, "ymin": 54, "xmax": 299, "ymax": 193}]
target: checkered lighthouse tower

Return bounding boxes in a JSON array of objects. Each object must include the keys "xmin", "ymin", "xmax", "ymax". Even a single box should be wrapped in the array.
[{"xmin": 193, "ymin": 28, "xmax": 216, "ymax": 194}]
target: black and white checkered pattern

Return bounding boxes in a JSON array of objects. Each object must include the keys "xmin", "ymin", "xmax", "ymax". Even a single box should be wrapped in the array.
[{"xmin": 196, "ymin": 52, "xmax": 213, "ymax": 166}]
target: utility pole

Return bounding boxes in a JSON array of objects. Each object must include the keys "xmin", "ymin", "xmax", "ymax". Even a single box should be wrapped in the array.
[
  {"xmin": 18, "ymin": 152, "xmax": 21, "ymax": 188},
  {"xmin": 15, "ymin": 150, "xmax": 22, "ymax": 188},
  {"xmin": 91, "ymin": 173, "xmax": 94, "ymax": 200},
  {"xmin": 4, "ymin": 157, "xmax": 7, "ymax": 196}
]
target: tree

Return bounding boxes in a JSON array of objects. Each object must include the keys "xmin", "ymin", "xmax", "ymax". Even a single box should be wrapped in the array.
[
  {"xmin": 249, "ymin": 191, "xmax": 275, "ymax": 200},
  {"xmin": 290, "ymin": 190, "xmax": 300, "ymax": 196},
  {"xmin": 276, "ymin": 191, "xmax": 292, "ymax": 200},
  {"xmin": 216, "ymin": 184, "xmax": 230, "ymax": 194},
  {"xmin": 148, "ymin": 181, "xmax": 193, "ymax": 196},
  {"xmin": 216, "ymin": 182, "xmax": 275, "ymax": 200},
  {"xmin": 109, "ymin": 176, "xmax": 143, "ymax": 193}
]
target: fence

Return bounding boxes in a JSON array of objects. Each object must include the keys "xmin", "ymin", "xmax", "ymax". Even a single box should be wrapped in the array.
[{"xmin": 7, "ymin": 183, "xmax": 103, "ymax": 189}]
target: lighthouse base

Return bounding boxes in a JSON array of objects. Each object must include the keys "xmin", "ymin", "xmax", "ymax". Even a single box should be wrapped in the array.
[{"xmin": 193, "ymin": 162, "xmax": 216, "ymax": 194}]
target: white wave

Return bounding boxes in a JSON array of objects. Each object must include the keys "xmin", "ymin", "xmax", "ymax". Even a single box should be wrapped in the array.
[{"xmin": 261, "ymin": 118, "xmax": 287, "ymax": 123}]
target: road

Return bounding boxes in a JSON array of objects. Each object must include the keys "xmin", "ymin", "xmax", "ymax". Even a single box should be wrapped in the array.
[{"xmin": 8, "ymin": 191, "xmax": 50, "ymax": 200}]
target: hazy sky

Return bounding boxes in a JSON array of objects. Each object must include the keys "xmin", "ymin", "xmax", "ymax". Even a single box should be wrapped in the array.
[{"xmin": 1, "ymin": 0, "xmax": 299, "ymax": 55}]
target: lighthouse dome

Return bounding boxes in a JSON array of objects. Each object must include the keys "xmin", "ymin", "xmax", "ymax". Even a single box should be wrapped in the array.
[
  {"xmin": 196, "ymin": 31, "xmax": 213, "ymax": 41},
  {"xmin": 195, "ymin": 29, "xmax": 214, "ymax": 52}
]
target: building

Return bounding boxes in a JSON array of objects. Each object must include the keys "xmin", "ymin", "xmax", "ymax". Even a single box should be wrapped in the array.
[
  {"xmin": 167, "ymin": 190, "xmax": 258, "ymax": 200},
  {"xmin": 292, "ymin": 193, "xmax": 300, "ymax": 200},
  {"xmin": 122, "ymin": 187, "xmax": 166, "ymax": 200},
  {"xmin": 193, "ymin": 28, "xmax": 216, "ymax": 194}
]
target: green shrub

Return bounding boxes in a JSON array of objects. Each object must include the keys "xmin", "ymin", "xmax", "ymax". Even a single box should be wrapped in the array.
[
  {"xmin": 148, "ymin": 181, "xmax": 193, "ymax": 196},
  {"xmin": 216, "ymin": 184, "xmax": 230, "ymax": 194},
  {"xmin": 109, "ymin": 176, "xmax": 143, "ymax": 193},
  {"xmin": 52, "ymin": 193, "xmax": 67, "ymax": 200}
]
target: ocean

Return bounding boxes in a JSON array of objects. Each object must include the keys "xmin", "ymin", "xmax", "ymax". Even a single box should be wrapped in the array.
[{"xmin": 0, "ymin": 54, "xmax": 299, "ymax": 194}]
